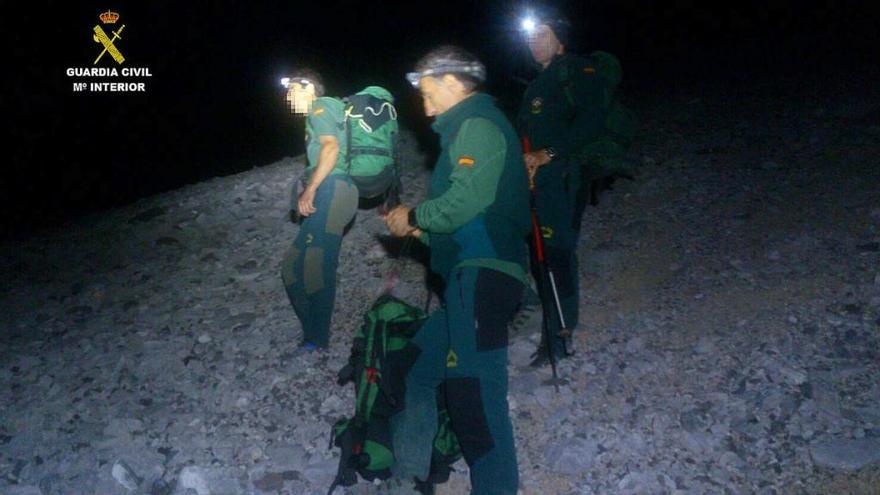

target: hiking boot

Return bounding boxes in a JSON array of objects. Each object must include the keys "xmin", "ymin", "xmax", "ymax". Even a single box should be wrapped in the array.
[
  {"xmin": 509, "ymin": 303, "xmax": 542, "ymax": 342},
  {"xmin": 293, "ymin": 341, "xmax": 322, "ymax": 355},
  {"xmin": 528, "ymin": 343, "xmax": 572, "ymax": 368},
  {"xmin": 285, "ymin": 341, "xmax": 326, "ymax": 367}
]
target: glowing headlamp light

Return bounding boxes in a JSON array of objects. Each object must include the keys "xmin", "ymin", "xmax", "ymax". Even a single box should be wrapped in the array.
[
  {"xmin": 280, "ymin": 77, "xmax": 314, "ymax": 89},
  {"xmin": 521, "ymin": 17, "xmax": 537, "ymax": 34}
]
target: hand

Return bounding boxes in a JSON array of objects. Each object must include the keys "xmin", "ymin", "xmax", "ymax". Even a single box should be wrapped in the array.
[
  {"xmin": 384, "ymin": 205, "xmax": 414, "ymax": 237},
  {"xmin": 297, "ymin": 187, "xmax": 317, "ymax": 217},
  {"xmin": 523, "ymin": 150, "xmax": 551, "ymax": 180},
  {"xmin": 524, "ymin": 150, "xmax": 552, "ymax": 169}
]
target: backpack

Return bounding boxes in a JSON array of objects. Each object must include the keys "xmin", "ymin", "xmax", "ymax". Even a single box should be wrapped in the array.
[
  {"xmin": 328, "ymin": 295, "xmax": 462, "ymax": 495},
  {"xmin": 559, "ymin": 51, "xmax": 639, "ymax": 180},
  {"xmin": 343, "ymin": 86, "xmax": 401, "ymax": 201}
]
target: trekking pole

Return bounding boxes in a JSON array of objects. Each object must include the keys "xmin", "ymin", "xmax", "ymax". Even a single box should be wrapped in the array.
[{"xmin": 523, "ymin": 138, "xmax": 568, "ymax": 389}]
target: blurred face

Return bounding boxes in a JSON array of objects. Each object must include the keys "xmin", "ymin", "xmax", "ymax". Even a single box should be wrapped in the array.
[
  {"xmin": 527, "ymin": 24, "xmax": 564, "ymax": 67},
  {"xmin": 285, "ymin": 81, "xmax": 317, "ymax": 115},
  {"xmin": 417, "ymin": 74, "xmax": 466, "ymax": 117}
]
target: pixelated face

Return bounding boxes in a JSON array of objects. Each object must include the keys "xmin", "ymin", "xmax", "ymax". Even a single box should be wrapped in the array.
[
  {"xmin": 285, "ymin": 81, "xmax": 317, "ymax": 115},
  {"xmin": 417, "ymin": 75, "xmax": 458, "ymax": 117},
  {"xmin": 527, "ymin": 24, "xmax": 562, "ymax": 66}
]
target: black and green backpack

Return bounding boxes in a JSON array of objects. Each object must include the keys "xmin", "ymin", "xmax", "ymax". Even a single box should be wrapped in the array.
[
  {"xmin": 343, "ymin": 86, "xmax": 401, "ymax": 203},
  {"xmin": 327, "ymin": 295, "xmax": 462, "ymax": 495},
  {"xmin": 559, "ymin": 51, "xmax": 639, "ymax": 181}
]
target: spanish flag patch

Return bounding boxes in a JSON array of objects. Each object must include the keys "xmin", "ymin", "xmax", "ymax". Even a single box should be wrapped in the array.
[
  {"xmin": 457, "ymin": 156, "xmax": 475, "ymax": 167},
  {"xmin": 313, "ymin": 107, "xmax": 325, "ymax": 115},
  {"xmin": 583, "ymin": 67, "xmax": 596, "ymax": 74}
]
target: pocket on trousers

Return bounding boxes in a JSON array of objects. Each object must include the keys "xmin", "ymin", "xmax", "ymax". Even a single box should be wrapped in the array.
[{"xmin": 475, "ymin": 269, "xmax": 523, "ymax": 351}]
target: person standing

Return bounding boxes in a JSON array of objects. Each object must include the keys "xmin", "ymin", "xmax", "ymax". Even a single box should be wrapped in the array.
[
  {"xmin": 280, "ymin": 70, "xmax": 359, "ymax": 352},
  {"xmin": 384, "ymin": 46, "xmax": 530, "ymax": 495},
  {"xmin": 518, "ymin": 8, "xmax": 608, "ymax": 365}
]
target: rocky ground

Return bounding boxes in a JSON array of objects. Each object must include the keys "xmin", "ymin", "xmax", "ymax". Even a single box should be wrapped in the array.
[{"xmin": 1, "ymin": 74, "xmax": 879, "ymax": 495}]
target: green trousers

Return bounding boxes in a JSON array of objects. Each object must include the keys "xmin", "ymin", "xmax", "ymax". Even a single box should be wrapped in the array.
[
  {"xmin": 281, "ymin": 175, "xmax": 358, "ymax": 347},
  {"xmin": 390, "ymin": 267, "xmax": 523, "ymax": 494},
  {"xmin": 531, "ymin": 160, "xmax": 585, "ymax": 357}
]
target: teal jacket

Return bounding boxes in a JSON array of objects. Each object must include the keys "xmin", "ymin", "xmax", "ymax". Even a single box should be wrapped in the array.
[{"xmin": 414, "ymin": 93, "xmax": 530, "ymax": 283}]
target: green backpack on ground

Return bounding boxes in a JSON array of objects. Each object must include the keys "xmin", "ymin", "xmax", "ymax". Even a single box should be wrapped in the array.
[
  {"xmin": 343, "ymin": 86, "xmax": 401, "ymax": 201},
  {"xmin": 560, "ymin": 51, "xmax": 640, "ymax": 181},
  {"xmin": 327, "ymin": 294, "xmax": 462, "ymax": 495}
]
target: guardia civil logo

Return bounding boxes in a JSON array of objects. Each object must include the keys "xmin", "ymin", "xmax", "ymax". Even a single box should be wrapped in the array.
[
  {"xmin": 66, "ymin": 9, "xmax": 153, "ymax": 93},
  {"xmin": 93, "ymin": 9, "xmax": 125, "ymax": 65},
  {"xmin": 531, "ymin": 96, "xmax": 543, "ymax": 114}
]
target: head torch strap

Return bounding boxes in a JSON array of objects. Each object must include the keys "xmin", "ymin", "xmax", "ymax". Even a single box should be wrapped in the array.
[{"xmin": 406, "ymin": 63, "xmax": 486, "ymax": 87}]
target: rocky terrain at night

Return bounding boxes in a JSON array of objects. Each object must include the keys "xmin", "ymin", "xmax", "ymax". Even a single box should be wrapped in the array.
[{"xmin": 2, "ymin": 73, "xmax": 879, "ymax": 494}]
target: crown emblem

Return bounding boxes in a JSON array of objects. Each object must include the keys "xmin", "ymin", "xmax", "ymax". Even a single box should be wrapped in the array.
[{"xmin": 99, "ymin": 10, "xmax": 120, "ymax": 24}]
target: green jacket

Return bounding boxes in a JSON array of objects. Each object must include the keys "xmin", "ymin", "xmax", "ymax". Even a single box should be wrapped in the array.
[
  {"xmin": 305, "ymin": 96, "xmax": 347, "ymax": 175},
  {"xmin": 413, "ymin": 93, "xmax": 530, "ymax": 283},
  {"xmin": 517, "ymin": 53, "xmax": 607, "ymax": 167}
]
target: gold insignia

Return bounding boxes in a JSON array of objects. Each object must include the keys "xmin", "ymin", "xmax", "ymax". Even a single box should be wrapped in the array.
[
  {"xmin": 531, "ymin": 97, "xmax": 543, "ymax": 114},
  {"xmin": 313, "ymin": 107, "xmax": 325, "ymax": 115},
  {"xmin": 446, "ymin": 349, "xmax": 458, "ymax": 368},
  {"xmin": 541, "ymin": 226, "xmax": 554, "ymax": 239},
  {"xmin": 457, "ymin": 156, "xmax": 475, "ymax": 167}
]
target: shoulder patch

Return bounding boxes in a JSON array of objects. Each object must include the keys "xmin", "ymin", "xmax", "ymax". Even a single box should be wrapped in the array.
[
  {"xmin": 457, "ymin": 156, "xmax": 475, "ymax": 167},
  {"xmin": 583, "ymin": 67, "xmax": 596, "ymax": 74},
  {"xmin": 312, "ymin": 107, "xmax": 325, "ymax": 115}
]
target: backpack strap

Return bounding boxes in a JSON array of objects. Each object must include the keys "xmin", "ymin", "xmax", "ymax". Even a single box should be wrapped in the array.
[
  {"xmin": 344, "ymin": 98, "xmax": 354, "ymax": 176},
  {"xmin": 557, "ymin": 57, "xmax": 577, "ymax": 110}
]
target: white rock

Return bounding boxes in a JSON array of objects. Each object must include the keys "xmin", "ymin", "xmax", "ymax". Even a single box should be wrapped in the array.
[
  {"xmin": 198, "ymin": 334, "xmax": 212, "ymax": 344},
  {"xmin": 112, "ymin": 460, "xmax": 141, "ymax": 491},
  {"xmin": 177, "ymin": 466, "xmax": 211, "ymax": 495}
]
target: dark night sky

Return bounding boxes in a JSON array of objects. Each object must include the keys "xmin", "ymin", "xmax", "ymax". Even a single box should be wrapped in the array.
[{"xmin": 3, "ymin": 1, "xmax": 878, "ymax": 236}]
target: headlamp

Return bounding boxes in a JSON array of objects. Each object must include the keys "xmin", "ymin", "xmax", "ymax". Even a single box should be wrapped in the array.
[
  {"xmin": 280, "ymin": 77, "xmax": 313, "ymax": 89},
  {"xmin": 521, "ymin": 17, "xmax": 537, "ymax": 34},
  {"xmin": 405, "ymin": 62, "xmax": 487, "ymax": 88}
]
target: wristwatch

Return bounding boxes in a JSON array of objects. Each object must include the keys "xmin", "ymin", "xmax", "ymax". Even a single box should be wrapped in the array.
[
  {"xmin": 544, "ymin": 147, "xmax": 557, "ymax": 160},
  {"xmin": 407, "ymin": 208, "xmax": 419, "ymax": 229}
]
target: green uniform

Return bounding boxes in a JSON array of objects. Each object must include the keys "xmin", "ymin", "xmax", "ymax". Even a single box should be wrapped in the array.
[
  {"xmin": 391, "ymin": 93, "xmax": 530, "ymax": 494},
  {"xmin": 517, "ymin": 53, "xmax": 607, "ymax": 358},
  {"xmin": 281, "ymin": 97, "xmax": 358, "ymax": 348}
]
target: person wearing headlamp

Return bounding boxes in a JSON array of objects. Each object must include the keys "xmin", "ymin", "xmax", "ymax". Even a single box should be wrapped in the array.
[
  {"xmin": 279, "ymin": 70, "xmax": 359, "ymax": 354},
  {"xmin": 517, "ymin": 7, "xmax": 608, "ymax": 367},
  {"xmin": 384, "ymin": 46, "xmax": 530, "ymax": 495}
]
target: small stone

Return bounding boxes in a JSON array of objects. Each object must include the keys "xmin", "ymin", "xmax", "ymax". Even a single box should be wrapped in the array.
[
  {"xmin": 694, "ymin": 337, "xmax": 716, "ymax": 355},
  {"xmin": 198, "ymin": 334, "xmax": 212, "ymax": 344},
  {"xmin": 811, "ymin": 437, "xmax": 880, "ymax": 470},
  {"xmin": 545, "ymin": 437, "xmax": 599, "ymax": 475},
  {"xmin": 253, "ymin": 472, "xmax": 285, "ymax": 491},
  {"xmin": 787, "ymin": 315, "xmax": 798, "ymax": 324}
]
